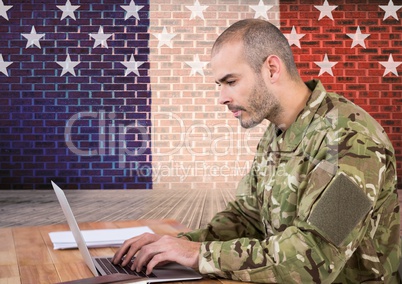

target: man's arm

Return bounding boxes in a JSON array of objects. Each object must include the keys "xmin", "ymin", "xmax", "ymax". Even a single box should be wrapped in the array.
[
  {"xmin": 112, "ymin": 165, "xmax": 265, "ymax": 275},
  {"xmin": 113, "ymin": 133, "xmax": 398, "ymax": 282},
  {"xmin": 181, "ymin": 169, "xmax": 265, "ymax": 243},
  {"xmin": 195, "ymin": 133, "xmax": 398, "ymax": 283}
]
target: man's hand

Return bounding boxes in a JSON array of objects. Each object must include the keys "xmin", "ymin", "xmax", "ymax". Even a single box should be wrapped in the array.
[{"xmin": 111, "ymin": 233, "xmax": 201, "ymax": 275}]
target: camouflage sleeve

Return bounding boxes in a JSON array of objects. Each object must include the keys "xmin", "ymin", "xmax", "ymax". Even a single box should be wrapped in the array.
[
  {"xmin": 180, "ymin": 127, "xmax": 275, "ymax": 243},
  {"xmin": 196, "ymin": 132, "xmax": 397, "ymax": 283},
  {"xmin": 180, "ymin": 169, "xmax": 265, "ymax": 242}
]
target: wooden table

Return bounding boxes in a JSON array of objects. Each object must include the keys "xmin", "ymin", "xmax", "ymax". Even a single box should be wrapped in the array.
[{"xmin": 0, "ymin": 219, "xmax": 244, "ymax": 284}]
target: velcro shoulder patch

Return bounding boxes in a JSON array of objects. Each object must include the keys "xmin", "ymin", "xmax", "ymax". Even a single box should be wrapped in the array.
[{"xmin": 307, "ymin": 173, "xmax": 372, "ymax": 247}]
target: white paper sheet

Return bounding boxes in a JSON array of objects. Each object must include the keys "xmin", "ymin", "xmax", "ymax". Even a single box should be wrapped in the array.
[{"xmin": 49, "ymin": 226, "xmax": 154, "ymax": 250}]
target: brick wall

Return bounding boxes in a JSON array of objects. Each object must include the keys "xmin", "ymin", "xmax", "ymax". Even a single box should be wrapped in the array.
[
  {"xmin": 0, "ymin": 0, "xmax": 153, "ymax": 189},
  {"xmin": 149, "ymin": 0, "xmax": 402, "ymax": 190},
  {"xmin": 0, "ymin": 0, "xmax": 401, "ymax": 190},
  {"xmin": 148, "ymin": 0, "xmax": 278, "ymax": 190},
  {"xmin": 279, "ymin": 0, "xmax": 402, "ymax": 188}
]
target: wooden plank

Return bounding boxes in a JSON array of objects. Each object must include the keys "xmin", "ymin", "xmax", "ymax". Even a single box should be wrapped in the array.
[
  {"xmin": 0, "ymin": 266, "xmax": 20, "ymax": 284},
  {"xmin": 54, "ymin": 262, "xmax": 94, "ymax": 283},
  {"xmin": 11, "ymin": 226, "xmax": 61, "ymax": 284},
  {"xmin": 0, "ymin": 188, "xmax": 236, "ymax": 231},
  {"xmin": 12, "ymin": 227, "xmax": 54, "ymax": 266},
  {"xmin": 19, "ymin": 264, "xmax": 60, "ymax": 284},
  {"xmin": 0, "ymin": 228, "xmax": 18, "ymax": 266},
  {"xmin": 1, "ymin": 187, "xmax": 400, "ymax": 235}
]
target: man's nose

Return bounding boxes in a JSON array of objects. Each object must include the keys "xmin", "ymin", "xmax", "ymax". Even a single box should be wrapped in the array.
[{"xmin": 218, "ymin": 87, "xmax": 231, "ymax": 105}]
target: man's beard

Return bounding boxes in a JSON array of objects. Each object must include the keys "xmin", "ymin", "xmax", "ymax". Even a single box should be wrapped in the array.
[{"xmin": 239, "ymin": 79, "xmax": 282, "ymax": 129}]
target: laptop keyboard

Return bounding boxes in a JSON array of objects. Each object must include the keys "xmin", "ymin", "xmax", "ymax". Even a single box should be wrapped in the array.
[{"xmin": 96, "ymin": 257, "xmax": 156, "ymax": 278}]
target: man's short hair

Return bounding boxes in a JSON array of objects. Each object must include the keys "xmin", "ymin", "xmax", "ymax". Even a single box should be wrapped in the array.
[{"xmin": 212, "ymin": 19, "xmax": 300, "ymax": 80}]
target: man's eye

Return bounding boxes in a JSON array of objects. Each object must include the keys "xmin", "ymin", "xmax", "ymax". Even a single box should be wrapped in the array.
[{"xmin": 227, "ymin": 81, "xmax": 235, "ymax": 86}]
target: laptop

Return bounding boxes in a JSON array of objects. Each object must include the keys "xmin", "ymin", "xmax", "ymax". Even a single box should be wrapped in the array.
[{"xmin": 51, "ymin": 181, "xmax": 202, "ymax": 283}]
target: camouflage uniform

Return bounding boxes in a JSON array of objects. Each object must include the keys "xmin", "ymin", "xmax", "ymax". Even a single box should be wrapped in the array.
[{"xmin": 181, "ymin": 80, "xmax": 400, "ymax": 283}]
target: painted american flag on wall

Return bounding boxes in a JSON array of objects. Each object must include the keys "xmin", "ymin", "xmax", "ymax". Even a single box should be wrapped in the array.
[
  {"xmin": 0, "ymin": 0, "xmax": 401, "ymax": 190},
  {"xmin": 0, "ymin": 0, "xmax": 153, "ymax": 189}
]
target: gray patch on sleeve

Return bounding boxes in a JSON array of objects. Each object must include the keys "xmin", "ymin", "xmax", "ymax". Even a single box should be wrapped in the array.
[{"xmin": 307, "ymin": 173, "xmax": 372, "ymax": 247}]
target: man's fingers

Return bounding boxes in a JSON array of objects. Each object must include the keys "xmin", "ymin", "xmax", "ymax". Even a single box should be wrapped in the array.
[
  {"xmin": 146, "ymin": 253, "xmax": 170, "ymax": 275},
  {"xmin": 112, "ymin": 236, "xmax": 140, "ymax": 264},
  {"xmin": 121, "ymin": 244, "xmax": 142, "ymax": 267},
  {"xmin": 132, "ymin": 242, "xmax": 159, "ymax": 271},
  {"xmin": 112, "ymin": 233, "xmax": 160, "ymax": 266},
  {"xmin": 113, "ymin": 234, "xmax": 200, "ymax": 275},
  {"xmin": 134, "ymin": 235, "xmax": 200, "ymax": 274}
]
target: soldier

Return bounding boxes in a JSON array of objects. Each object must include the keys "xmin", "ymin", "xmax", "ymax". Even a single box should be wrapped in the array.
[{"xmin": 113, "ymin": 19, "xmax": 400, "ymax": 283}]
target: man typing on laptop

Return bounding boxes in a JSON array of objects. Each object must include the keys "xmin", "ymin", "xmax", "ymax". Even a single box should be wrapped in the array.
[
  {"xmin": 52, "ymin": 180, "xmax": 203, "ymax": 282},
  {"xmin": 113, "ymin": 233, "xmax": 200, "ymax": 276},
  {"xmin": 112, "ymin": 19, "xmax": 400, "ymax": 283}
]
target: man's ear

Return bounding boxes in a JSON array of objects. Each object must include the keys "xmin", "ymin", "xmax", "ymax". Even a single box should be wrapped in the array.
[{"xmin": 262, "ymin": 55, "xmax": 281, "ymax": 83}]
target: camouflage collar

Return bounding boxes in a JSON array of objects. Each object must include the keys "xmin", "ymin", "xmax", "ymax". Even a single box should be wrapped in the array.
[{"xmin": 273, "ymin": 79, "xmax": 327, "ymax": 152}]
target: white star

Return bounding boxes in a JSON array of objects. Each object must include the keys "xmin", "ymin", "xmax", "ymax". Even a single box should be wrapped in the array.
[
  {"xmin": 154, "ymin": 27, "xmax": 177, "ymax": 48},
  {"xmin": 314, "ymin": 0, "xmax": 337, "ymax": 21},
  {"xmin": 121, "ymin": 54, "xmax": 144, "ymax": 76},
  {"xmin": 347, "ymin": 26, "xmax": 370, "ymax": 49},
  {"xmin": 315, "ymin": 54, "xmax": 338, "ymax": 76},
  {"xmin": 379, "ymin": 0, "xmax": 402, "ymax": 21},
  {"xmin": 250, "ymin": 0, "xmax": 273, "ymax": 20},
  {"xmin": 185, "ymin": 54, "xmax": 208, "ymax": 76},
  {"xmin": 0, "ymin": 0, "xmax": 12, "ymax": 21},
  {"xmin": 57, "ymin": 0, "xmax": 80, "ymax": 21},
  {"xmin": 380, "ymin": 54, "xmax": 402, "ymax": 76},
  {"xmin": 284, "ymin": 26, "xmax": 305, "ymax": 48},
  {"xmin": 22, "ymin": 26, "xmax": 45, "ymax": 49},
  {"xmin": 186, "ymin": 0, "xmax": 208, "ymax": 20},
  {"xmin": 57, "ymin": 54, "xmax": 80, "ymax": 76},
  {"xmin": 89, "ymin": 26, "xmax": 113, "ymax": 48},
  {"xmin": 0, "ymin": 54, "xmax": 12, "ymax": 76},
  {"xmin": 121, "ymin": 0, "xmax": 144, "ymax": 21}
]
